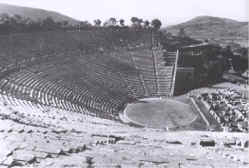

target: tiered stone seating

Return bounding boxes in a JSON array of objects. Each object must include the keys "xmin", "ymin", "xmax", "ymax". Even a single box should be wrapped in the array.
[
  {"xmin": 24, "ymin": 54, "xmax": 127, "ymax": 114},
  {"xmin": 164, "ymin": 52, "xmax": 177, "ymax": 66},
  {"xmin": 107, "ymin": 49, "xmax": 146, "ymax": 98},
  {"xmin": 73, "ymin": 50, "xmax": 144, "ymax": 101},
  {"xmin": 129, "ymin": 48, "xmax": 158, "ymax": 96},
  {"xmin": 156, "ymin": 51, "xmax": 178, "ymax": 96},
  {"xmin": 127, "ymin": 44, "xmax": 177, "ymax": 98},
  {"xmin": 0, "ymin": 95, "xmax": 131, "ymax": 167},
  {"xmin": 0, "ymin": 29, "xmax": 177, "ymax": 121},
  {"xmin": 0, "ymin": 69, "xmax": 120, "ymax": 120},
  {"xmin": 157, "ymin": 66, "xmax": 175, "ymax": 96}
]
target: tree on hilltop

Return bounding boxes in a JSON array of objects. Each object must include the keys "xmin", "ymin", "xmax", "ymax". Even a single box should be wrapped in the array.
[
  {"xmin": 103, "ymin": 17, "xmax": 117, "ymax": 27},
  {"xmin": 143, "ymin": 20, "xmax": 150, "ymax": 28},
  {"xmin": 151, "ymin": 19, "xmax": 162, "ymax": 30},
  {"xmin": 79, "ymin": 21, "xmax": 92, "ymax": 29},
  {"xmin": 109, "ymin": 17, "xmax": 117, "ymax": 26},
  {"xmin": 130, "ymin": 17, "xmax": 138, "ymax": 24},
  {"xmin": 119, "ymin": 19, "xmax": 125, "ymax": 26},
  {"xmin": 94, "ymin": 19, "xmax": 102, "ymax": 26},
  {"xmin": 131, "ymin": 17, "xmax": 143, "ymax": 28}
]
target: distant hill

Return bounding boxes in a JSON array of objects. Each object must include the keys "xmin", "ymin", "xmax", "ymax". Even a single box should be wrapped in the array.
[
  {"xmin": 0, "ymin": 3, "xmax": 79, "ymax": 25},
  {"xmin": 165, "ymin": 16, "xmax": 248, "ymax": 48}
]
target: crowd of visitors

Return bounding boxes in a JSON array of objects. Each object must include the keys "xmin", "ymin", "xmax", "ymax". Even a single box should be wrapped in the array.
[{"xmin": 197, "ymin": 88, "xmax": 248, "ymax": 132}]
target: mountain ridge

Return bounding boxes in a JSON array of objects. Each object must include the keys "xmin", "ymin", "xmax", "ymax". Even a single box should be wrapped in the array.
[
  {"xmin": 0, "ymin": 3, "xmax": 247, "ymax": 48},
  {"xmin": 0, "ymin": 3, "xmax": 79, "ymax": 25},
  {"xmin": 165, "ymin": 16, "xmax": 248, "ymax": 48}
]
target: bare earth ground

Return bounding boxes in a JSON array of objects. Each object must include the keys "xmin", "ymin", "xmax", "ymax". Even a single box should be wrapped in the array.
[
  {"xmin": 0, "ymin": 82, "xmax": 248, "ymax": 168},
  {"xmin": 124, "ymin": 99, "xmax": 197, "ymax": 129}
]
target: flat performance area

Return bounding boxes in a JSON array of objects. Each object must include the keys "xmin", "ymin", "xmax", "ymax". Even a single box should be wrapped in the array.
[{"xmin": 125, "ymin": 98, "xmax": 197, "ymax": 129}]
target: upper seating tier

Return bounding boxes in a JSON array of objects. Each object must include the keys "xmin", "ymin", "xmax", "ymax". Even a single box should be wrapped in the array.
[{"xmin": 0, "ymin": 29, "xmax": 177, "ymax": 120}]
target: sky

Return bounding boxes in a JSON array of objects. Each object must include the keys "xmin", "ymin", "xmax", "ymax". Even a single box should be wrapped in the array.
[{"xmin": 0, "ymin": 0, "xmax": 248, "ymax": 26}]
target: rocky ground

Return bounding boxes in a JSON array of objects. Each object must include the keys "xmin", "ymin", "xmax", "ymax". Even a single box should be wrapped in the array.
[{"xmin": 0, "ymin": 83, "xmax": 248, "ymax": 168}]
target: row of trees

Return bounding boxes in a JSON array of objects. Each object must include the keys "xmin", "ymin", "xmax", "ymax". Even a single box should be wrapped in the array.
[
  {"xmin": 96, "ymin": 17, "xmax": 162, "ymax": 30},
  {"xmin": 0, "ymin": 13, "xmax": 162, "ymax": 34}
]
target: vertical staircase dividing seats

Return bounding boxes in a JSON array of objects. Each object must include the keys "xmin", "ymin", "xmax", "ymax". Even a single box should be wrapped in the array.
[
  {"xmin": 151, "ymin": 32, "xmax": 177, "ymax": 97},
  {"xmin": 0, "ymin": 30, "xmax": 182, "ymax": 121},
  {"xmin": 151, "ymin": 31, "xmax": 159, "ymax": 96},
  {"xmin": 170, "ymin": 50, "xmax": 179, "ymax": 96}
]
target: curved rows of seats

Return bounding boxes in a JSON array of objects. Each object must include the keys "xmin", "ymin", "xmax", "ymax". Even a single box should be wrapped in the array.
[
  {"xmin": 129, "ymin": 48, "xmax": 157, "ymax": 96},
  {"xmin": 0, "ymin": 49, "xmax": 141, "ymax": 118},
  {"xmin": 128, "ymin": 43, "xmax": 177, "ymax": 97},
  {"xmin": 37, "ymin": 51, "xmax": 137, "ymax": 104},
  {"xmin": 164, "ymin": 52, "xmax": 178, "ymax": 66},
  {"xmin": 70, "ymin": 49, "xmax": 146, "ymax": 100},
  {"xmin": 25, "ymin": 50, "xmax": 134, "ymax": 103},
  {"xmin": 0, "ymin": 29, "xmax": 177, "ymax": 121},
  {"xmin": 107, "ymin": 48, "xmax": 146, "ymax": 97},
  {"xmin": 26, "ymin": 47, "xmax": 144, "ymax": 101},
  {"xmin": 0, "ymin": 69, "xmax": 120, "ymax": 120}
]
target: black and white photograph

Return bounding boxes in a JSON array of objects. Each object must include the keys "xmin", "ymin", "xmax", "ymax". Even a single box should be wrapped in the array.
[{"xmin": 0, "ymin": 0, "xmax": 248, "ymax": 167}]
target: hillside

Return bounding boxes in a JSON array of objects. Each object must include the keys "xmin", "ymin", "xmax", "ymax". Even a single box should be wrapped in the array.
[
  {"xmin": 0, "ymin": 3, "xmax": 79, "ymax": 25},
  {"xmin": 165, "ymin": 16, "xmax": 248, "ymax": 48}
]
